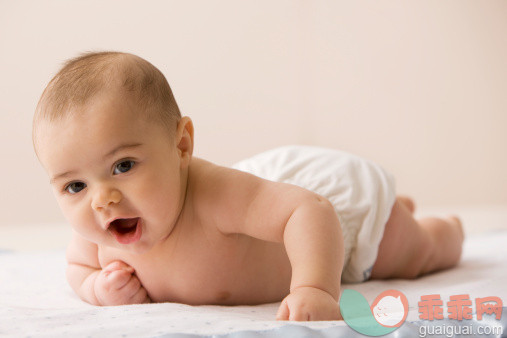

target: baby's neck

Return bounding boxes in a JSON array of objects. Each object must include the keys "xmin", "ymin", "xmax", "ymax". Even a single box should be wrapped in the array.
[
  {"xmin": 178, "ymin": 157, "xmax": 212, "ymax": 224},
  {"xmin": 158, "ymin": 157, "xmax": 211, "ymax": 246}
]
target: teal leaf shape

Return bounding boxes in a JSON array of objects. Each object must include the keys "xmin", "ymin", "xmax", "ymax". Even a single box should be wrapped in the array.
[{"xmin": 340, "ymin": 289, "xmax": 397, "ymax": 336}]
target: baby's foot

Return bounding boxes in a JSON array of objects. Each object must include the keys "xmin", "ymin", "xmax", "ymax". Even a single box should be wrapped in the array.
[
  {"xmin": 397, "ymin": 195, "xmax": 416, "ymax": 214},
  {"xmin": 446, "ymin": 215, "xmax": 465, "ymax": 242}
]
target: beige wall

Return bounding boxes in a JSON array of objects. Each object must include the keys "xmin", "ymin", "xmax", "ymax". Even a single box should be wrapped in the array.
[{"xmin": 1, "ymin": 0, "xmax": 506, "ymax": 228}]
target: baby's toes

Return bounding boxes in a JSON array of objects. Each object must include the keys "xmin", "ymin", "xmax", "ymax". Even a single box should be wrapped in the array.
[
  {"xmin": 397, "ymin": 195, "xmax": 416, "ymax": 214},
  {"xmin": 447, "ymin": 215, "xmax": 464, "ymax": 242}
]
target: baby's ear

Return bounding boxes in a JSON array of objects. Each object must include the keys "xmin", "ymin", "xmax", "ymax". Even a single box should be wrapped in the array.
[{"xmin": 176, "ymin": 116, "xmax": 194, "ymax": 167}]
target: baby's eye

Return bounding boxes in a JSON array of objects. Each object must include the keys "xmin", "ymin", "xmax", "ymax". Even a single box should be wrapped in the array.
[
  {"xmin": 114, "ymin": 160, "xmax": 135, "ymax": 175},
  {"xmin": 65, "ymin": 182, "xmax": 86, "ymax": 194}
]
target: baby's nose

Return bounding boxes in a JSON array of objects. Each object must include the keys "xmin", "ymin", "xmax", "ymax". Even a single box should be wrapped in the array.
[{"xmin": 91, "ymin": 187, "xmax": 122, "ymax": 211}]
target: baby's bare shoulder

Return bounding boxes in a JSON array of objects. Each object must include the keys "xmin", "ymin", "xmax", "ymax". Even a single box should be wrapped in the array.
[
  {"xmin": 190, "ymin": 157, "xmax": 318, "ymax": 242},
  {"xmin": 192, "ymin": 156, "xmax": 307, "ymax": 199}
]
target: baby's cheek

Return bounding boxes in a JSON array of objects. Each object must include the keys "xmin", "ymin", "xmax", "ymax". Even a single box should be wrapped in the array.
[
  {"xmin": 62, "ymin": 201, "xmax": 99, "ymax": 237},
  {"xmin": 140, "ymin": 173, "xmax": 180, "ymax": 212},
  {"xmin": 144, "ymin": 188, "xmax": 180, "ymax": 222},
  {"xmin": 58, "ymin": 199, "xmax": 83, "ymax": 225}
]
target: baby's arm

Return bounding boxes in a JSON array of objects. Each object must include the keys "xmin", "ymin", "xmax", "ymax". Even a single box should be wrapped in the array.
[
  {"xmin": 209, "ymin": 167, "xmax": 344, "ymax": 320},
  {"xmin": 276, "ymin": 195, "xmax": 344, "ymax": 321},
  {"xmin": 66, "ymin": 232, "xmax": 150, "ymax": 305}
]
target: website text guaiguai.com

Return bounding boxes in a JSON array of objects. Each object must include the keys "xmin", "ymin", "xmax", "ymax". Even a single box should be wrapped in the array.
[{"xmin": 418, "ymin": 324, "xmax": 503, "ymax": 337}]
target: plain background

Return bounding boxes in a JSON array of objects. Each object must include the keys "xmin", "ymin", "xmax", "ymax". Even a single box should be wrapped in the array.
[{"xmin": 1, "ymin": 1, "xmax": 506, "ymax": 236}]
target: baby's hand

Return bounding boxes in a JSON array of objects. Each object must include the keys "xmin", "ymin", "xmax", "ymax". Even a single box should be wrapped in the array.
[
  {"xmin": 94, "ymin": 261, "xmax": 150, "ymax": 306},
  {"xmin": 276, "ymin": 286, "xmax": 342, "ymax": 321}
]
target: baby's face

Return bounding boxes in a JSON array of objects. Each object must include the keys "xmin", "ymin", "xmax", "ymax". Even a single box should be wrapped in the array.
[{"xmin": 35, "ymin": 92, "xmax": 187, "ymax": 254}]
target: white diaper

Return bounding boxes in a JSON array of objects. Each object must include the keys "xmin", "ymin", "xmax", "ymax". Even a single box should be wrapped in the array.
[{"xmin": 231, "ymin": 145, "xmax": 396, "ymax": 283}]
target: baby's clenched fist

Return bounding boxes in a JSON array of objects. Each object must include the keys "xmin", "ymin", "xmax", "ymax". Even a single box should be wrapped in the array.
[
  {"xmin": 276, "ymin": 286, "xmax": 341, "ymax": 321},
  {"xmin": 94, "ymin": 261, "xmax": 150, "ymax": 306}
]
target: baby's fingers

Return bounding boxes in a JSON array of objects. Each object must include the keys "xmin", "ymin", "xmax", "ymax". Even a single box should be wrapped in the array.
[
  {"xmin": 106, "ymin": 269, "xmax": 133, "ymax": 290},
  {"xmin": 276, "ymin": 299, "xmax": 290, "ymax": 321},
  {"xmin": 119, "ymin": 274, "xmax": 141, "ymax": 296},
  {"xmin": 129, "ymin": 284, "xmax": 150, "ymax": 304},
  {"xmin": 104, "ymin": 260, "xmax": 134, "ymax": 274},
  {"xmin": 289, "ymin": 308, "xmax": 309, "ymax": 321}
]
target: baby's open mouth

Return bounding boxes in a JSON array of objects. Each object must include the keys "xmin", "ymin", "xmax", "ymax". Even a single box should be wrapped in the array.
[{"xmin": 108, "ymin": 217, "xmax": 142, "ymax": 244}]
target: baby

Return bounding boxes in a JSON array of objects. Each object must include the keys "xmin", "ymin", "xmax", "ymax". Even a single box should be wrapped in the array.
[{"xmin": 32, "ymin": 51, "xmax": 464, "ymax": 321}]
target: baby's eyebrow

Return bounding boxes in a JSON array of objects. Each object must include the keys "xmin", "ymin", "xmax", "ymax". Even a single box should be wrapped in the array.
[
  {"xmin": 50, "ymin": 170, "xmax": 76, "ymax": 184},
  {"xmin": 103, "ymin": 142, "xmax": 143, "ymax": 160},
  {"xmin": 49, "ymin": 143, "xmax": 143, "ymax": 184}
]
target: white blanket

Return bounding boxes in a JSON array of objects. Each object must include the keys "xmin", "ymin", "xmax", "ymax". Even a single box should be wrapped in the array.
[{"xmin": 1, "ymin": 229, "xmax": 506, "ymax": 337}]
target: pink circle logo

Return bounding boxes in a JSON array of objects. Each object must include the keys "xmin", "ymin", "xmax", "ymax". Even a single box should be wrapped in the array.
[{"xmin": 370, "ymin": 289, "xmax": 409, "ymax": 327}]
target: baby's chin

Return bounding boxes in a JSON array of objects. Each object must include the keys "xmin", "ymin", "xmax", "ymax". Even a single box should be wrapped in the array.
[
  {"xmin": 105, "ymin": 239, "xmax": 153, "ymax": 255},
  {"xmin": 79, "ymin": 232, "xmax": 151, "ymax": 255}
]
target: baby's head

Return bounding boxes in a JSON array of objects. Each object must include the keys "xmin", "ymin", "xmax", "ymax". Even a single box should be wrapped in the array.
[
  {"xmin": 34, "ymin": 51, "xmax": 183, "ymax": 150},
  {"xmin": 33, "ymin": 51, "xmax": 194, "ymax": 253}
]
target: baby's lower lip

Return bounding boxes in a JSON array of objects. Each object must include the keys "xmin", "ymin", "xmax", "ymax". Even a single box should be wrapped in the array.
[{"xmin": 110, "ymin": 218, "xmax": 142, "ymax": 245}]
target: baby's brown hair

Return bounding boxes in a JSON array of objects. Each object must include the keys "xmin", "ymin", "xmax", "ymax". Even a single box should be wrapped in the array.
[{"xmin": 33, "ymin": 51, "xmax": 181, "ymax": 155}]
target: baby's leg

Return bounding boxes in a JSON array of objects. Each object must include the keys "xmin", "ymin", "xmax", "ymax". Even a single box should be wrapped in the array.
[{"xmin": 370, "ymin": 197, "xmax": 464, "ymax": 279}]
